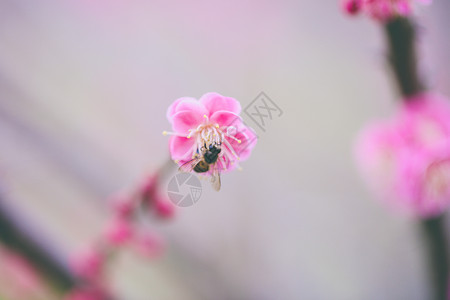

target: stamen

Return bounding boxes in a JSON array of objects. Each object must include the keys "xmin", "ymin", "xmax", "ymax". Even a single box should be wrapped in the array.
[
  {"xmin": 162, "ymin": 131, "xmax": 189, "ymax": 137},
  {"xmin": 227, "ymin": 134, "xmax": 242, "ymax": 144},
  {"xmin": 222, "ymin": 137, "xmax": 240, "ymax": 160},
  {"xmin": 186, "ymin": 129, "xmax": 194, "ymax": 139},
  {"xmin": 220, "ymin": 157, "xmax": 227, "ymax": 170}
]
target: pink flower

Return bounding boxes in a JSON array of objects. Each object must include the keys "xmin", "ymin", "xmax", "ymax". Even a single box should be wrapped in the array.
[
  {"xmin": 355, "ymin": 93, "xmax": 450, "ymax": 217},
  {"xmin": 103, "ymin": 217, "xmax": 133, "ymax": 246},
  {"xmin": 342, "ymin": 0, "xmax": 363, "ymax": 15},
  {"xmin": 111, "ymin": 195, "xmax": 135, "ymax": 218},
  {"xmin": 0, "ymin": 245, "xmax": 49, "ymax": 299},
  {"xmin": 71, "ymin": 247, "xmax": 105, "ymax": 281},
  {"xmin": 131, "ymin": 232, "xmax": 165, "ymax": 258},
  {"xmin": 64, "ymin": 287, "xmax": 109, "ymax": 300},
  {"xmin": 154, "ymin": 198, "xmax": 175, "ymax": 219},
  {"xmin": 164, "ymin": 93, "xmax": 257, "ymax": 175},
  {"xmin": 341, "ymin": 0, "xmax": 431, "ymax": 21}
]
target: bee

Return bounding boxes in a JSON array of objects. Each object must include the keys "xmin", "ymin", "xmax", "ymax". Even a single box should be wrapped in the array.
[{"xmin": 179, "ymin": 143, "xmax": 222, "ymax": 191}]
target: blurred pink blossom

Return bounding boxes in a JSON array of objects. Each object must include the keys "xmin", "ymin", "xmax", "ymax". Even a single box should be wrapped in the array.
[
  {"xmin": 164, "ymin": 93, "xmax": 257, "ymax": 175},
  {"xmin": 103, "ymin": 217, "xmax": 133, "ymax": 246},
  {"xmin": 0, "ymin": 244, "xmax": 52, "ymax": 299},
  {"xmin": 154, "ymin": 198, "xmax": 176, "ymax": 219},
  {"xmin": 341, "ymin": 0, "xmax": 432, "ymax": 21},
  {"xmin": 131, "ymin": 232, "xmax": 165, "ymax": 259},
  {"xmin": 111, "ymin": 194, "xmax": 135, "ymax": 218},
  {"xmin": 355, "ymin": 93, "xmax": 450, "ymax": 217},
  {"xmin": 71, "ymin": 247, "xmax": 105, "ymax": 281},
  {"xmin": 64, "ymin": 287, "xmax": 108, "ymax": 300}
]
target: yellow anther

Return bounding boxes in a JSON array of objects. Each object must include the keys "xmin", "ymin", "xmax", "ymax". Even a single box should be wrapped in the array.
[
  {"xmin": 203, "ymin": 114, "xmax": 208, "ymax": 118},
  {"xmin": 215, "ymin": 124, "xmax": 220, "ymax": 128},
  {"xmin": 162, "ymin": 131, "xmax": 168, "ymax": 136},
  {"xmin": 237, "ymin": 140, "xmax": 242, "ymax": 144}
]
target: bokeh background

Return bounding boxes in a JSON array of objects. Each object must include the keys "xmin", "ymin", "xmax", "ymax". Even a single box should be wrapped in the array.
[{"xmin": 0, "ymin": 0, "xmax": 450, "ymax": 299}]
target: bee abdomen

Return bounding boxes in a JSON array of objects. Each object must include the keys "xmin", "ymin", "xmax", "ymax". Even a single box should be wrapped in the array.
[{"xmin": 194, "ymin": 161, "xmax": 210, "ymax": 173}]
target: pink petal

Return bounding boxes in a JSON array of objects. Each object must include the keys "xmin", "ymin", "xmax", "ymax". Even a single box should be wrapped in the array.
[
  {"xmin": 199, "ymin": 92, "xmax": 241, "ymax": 116},
  {"xmin": 166, "ymin": 97, "xmax": 199, "ymax": 121},
  {"xmin": 172, "ymin": 110, "xmax": 204, "ymax": 134},
  {"xmin": 174, "ymin": 99, "xmax": 208, "ymax": 117},
  {"xmin": 216, "ymin": 154, "xmax": 238, "ymax": 173},
  {"xmin": 103, "ymin": 217, "xmax": 133, "ymax": 246},
  {"xmin": 154, "ymin": 198, "xmax": 176, "ymax": 219},
  {"xmin": 396, "ymin": 1, "xmax": 411, "ymax": 16},
  {"xmin": 227, "ymin": 126, "xmax": 257, "ymax": 161},
  {"xmin": 132, "ymin": 232, "xmax": 165, "ymax": 258},
  {"xmin": 210, "ymin": 110, "xmax": 242, "ymax": 127},
  {"xmin": 169, "ymin": 136, "xmax": 195, "ymax": 161}
]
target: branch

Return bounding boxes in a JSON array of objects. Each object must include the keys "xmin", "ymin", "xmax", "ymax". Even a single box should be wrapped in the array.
[
  {"xmin": 0, "ymin": 193, "xmax": 76, "ymax": 292},
  {"xmin": 384, "ymin": 17, "xmax": 425, "ymax": 97},
  {"xmin": 384, "ymin": 17, "xmax": 449, "ymax": 300}
]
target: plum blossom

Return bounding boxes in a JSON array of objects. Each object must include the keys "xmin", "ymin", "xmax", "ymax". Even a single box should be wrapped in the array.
[
  {"xmin": 66, "ymin": 170, "xmax": 170, "ymax": 299},
  {"xmin": 341, "ymin": 0, "xmax": 432, "ymax": 21},
  {"xmin": 164, "ymin": 93, "xmax": 257, "ymax": 175},
  {"xmin": 154, "ymin": 198, "xmax": 175, "ymax": 219},
  {"xmin": 70, "ymin": 247, "xmax": 105, "ymax": 281},
  {"xmin": 131, "ymin": 232, "xmax": 165, "ymax": 258},
  {"xmin": 355, "ymin": 93, "xmax": 450, "ymax": 217},
  {"xmin": 103, "ymin": 217, "xmax": 133, "ymax": 246},
  {"xmin": 64, "ymin": 287, "xmax": 109, "ymax": 300}
]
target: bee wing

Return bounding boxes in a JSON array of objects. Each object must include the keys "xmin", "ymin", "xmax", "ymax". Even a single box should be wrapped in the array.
[
  {"xmin": 210, "ymin": 163, "xmax": 221, "ymax": 191},
  {"xmin": 178, "ymin": 157, "xmax": 202, "ymax": 173}
]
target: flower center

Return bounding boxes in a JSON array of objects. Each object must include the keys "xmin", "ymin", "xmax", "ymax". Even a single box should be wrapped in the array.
[
  {"xmin": 187, "ymin": 115, "xmax": 241, "ymax": 163},
  {"xmin": 163, "ymin": 115, "xmax": 243, "ymax": 168}
]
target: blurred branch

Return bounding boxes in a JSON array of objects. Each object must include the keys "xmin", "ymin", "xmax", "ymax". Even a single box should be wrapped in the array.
[
  {"xmin": 420, "ymin": 216, "xmax": 449, "ymax": 300},
  {"xmin": 0, "ymin": 192, "xmax": 76, "ymax": 292},
  {"xmin": 384, "ymin": 17, "xmax": 449, "ymax": 300},
  {"xmin": 384, "ymin": 17, "xmax": 425, "ymax": 97}
]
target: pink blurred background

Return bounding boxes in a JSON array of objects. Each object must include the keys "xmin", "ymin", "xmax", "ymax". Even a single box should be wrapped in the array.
[{"xmin": 0, "ymin": 0, "xmax": 449, "ymax": 299}]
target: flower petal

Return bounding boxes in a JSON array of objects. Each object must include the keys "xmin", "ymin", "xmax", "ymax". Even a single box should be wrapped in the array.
[
  {"xmin": 169, "ymin": 136, "xmax": 195, "ymax": 161},
  {"xmin": 199, "ymin": 92, "xmax": 241, "ymax": 116},
  {"xmin": 210, "ymin": 110, "xmax": 242, "ymax": 127},
  {"xmin": 166, "ymin": 97, "xmax": 198, "ymax": 122},
  {"xmin": 227, "ymin": 125, "xmax": 258, "ymax": 161},
  {"xmin": 172, "ymin": 110, "xmax": 204, "ymax": 134}
]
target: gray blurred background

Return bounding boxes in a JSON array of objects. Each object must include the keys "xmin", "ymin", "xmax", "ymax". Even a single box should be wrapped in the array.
[{"xmin": 0, "ymin": 0, "xmax": 449, "ymax": 299}]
